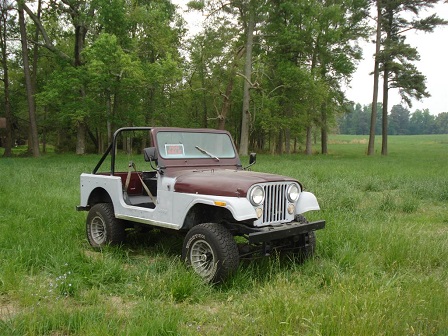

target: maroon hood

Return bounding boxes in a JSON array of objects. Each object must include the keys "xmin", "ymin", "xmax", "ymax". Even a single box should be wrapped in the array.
[{"xmin": 172, "ymin": 169, "xmax": 297, "ymax": 197}]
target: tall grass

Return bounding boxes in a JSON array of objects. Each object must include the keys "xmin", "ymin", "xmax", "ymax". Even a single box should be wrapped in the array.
[{"xmin": 1, "ymin": 135, "xmax": 447, "ymax": 335}]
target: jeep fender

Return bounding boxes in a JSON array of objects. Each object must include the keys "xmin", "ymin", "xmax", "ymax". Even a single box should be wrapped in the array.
[
  {"xmin": 296, "ymin": 191, "xmax": 320, "ymax": 214},
  {"xmin": 171, "ymin": 192, "xmax": 257, "ymax": 226}
]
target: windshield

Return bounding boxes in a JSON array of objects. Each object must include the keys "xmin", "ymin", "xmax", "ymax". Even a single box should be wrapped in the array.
[{"xmin": 156, "ymin": 131, "xmax": 236, "ymax": 159}]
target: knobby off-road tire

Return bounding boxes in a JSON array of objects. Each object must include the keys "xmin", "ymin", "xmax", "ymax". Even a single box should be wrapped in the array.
[
  {"xmin": 182, "ymin": 223, "xmax": 239, "ymax": 284},
  {"xmin": 86, "ymin": 203, "xmax": 126, "ymax": 248}
]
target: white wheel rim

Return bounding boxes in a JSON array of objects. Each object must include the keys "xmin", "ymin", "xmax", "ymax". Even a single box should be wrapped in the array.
[
  {"xmin": 190, "ymin": 239, "xmax": 216, "ymax": 281},
  {"xmin": 90, "ymin": 215, "xmax": 107, "ymax": 245}
]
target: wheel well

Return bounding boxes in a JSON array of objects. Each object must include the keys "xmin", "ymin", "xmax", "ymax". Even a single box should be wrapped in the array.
[
  {"xmin": 182, "ymin": 204, "xmax": 235, "ymax": 231},
  {"xmin": 88, "ymin": 187, "xmax": 112, "ymax": 206}
]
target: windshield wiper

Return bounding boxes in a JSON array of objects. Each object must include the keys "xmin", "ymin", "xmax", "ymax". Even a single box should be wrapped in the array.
[{"xmin": 195, "ymin": 146, "xmax": 220, "ymax": 161}]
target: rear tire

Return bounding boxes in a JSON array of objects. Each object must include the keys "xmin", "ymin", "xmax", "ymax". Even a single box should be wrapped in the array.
[
  {"xmin": 182, "ymin": 223, "xmax": 239, "ymax": 283},
  {"xmin": 86, "ymin": 203, "xmax": 125, "ymax": 248}
]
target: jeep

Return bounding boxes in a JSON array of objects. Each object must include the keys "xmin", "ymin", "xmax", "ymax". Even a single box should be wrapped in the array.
[{"xmin": 77, "ymin": 127, "xmax": 325, "ymax": 283}]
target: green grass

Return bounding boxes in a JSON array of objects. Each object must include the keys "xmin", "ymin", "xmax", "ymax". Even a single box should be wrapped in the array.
[{"xmin": 1, "ymin": 134, "xmax": 447, "ymax": 335}]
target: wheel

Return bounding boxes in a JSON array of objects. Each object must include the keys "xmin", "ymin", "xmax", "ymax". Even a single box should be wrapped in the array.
[
  {"xmin": 182, "ymin": 223, "xmax": 239, "ymax": 283},
  {"xmin": 86, "ymin": 203, "xmax": 125, "ymax": 248}
]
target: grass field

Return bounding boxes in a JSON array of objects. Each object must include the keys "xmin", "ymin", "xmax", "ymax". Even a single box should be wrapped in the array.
[{"xmin": 1, "ymin": 134, "xmax": 447, "ymax": 335}]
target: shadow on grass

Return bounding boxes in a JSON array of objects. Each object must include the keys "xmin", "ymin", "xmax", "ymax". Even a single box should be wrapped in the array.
[
  {"xmin": 124, "ymin": 227, "xmax": 184, "ymax": 257},
  {"xmin": 103, "ymin": 227, "xmax": 317, "ymax": 293}
]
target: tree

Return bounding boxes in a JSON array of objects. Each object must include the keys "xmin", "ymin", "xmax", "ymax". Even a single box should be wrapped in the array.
[
  {"xmin": 370, "ymin": 0, "xmax": 447, "ymax": 155},
  {"xmin": 260, "ymin": 0, "xmax": 368, "ymax": 154},
  {"xmin": 434, "ymin": 112, "xmax": 448, "ymax": 134},
  {"xmin": 367, "ymin": 0, "xmax": 381, "ymax": 155},
  {"xmin": 239, "ymin": 0, "xmax": 255, "ymax": 156},
  {"xmin": 185, "ymin": 24, "xmax": 242, "ymax": 131},
  {"xmin": 18, "ymin": 1, "xmax": 39, "ymax": 157},
  {"xmin": 409, "ymin": 108, "xmax": 435, "ymax": 134},
  {"xmin": 22, "ymin": 0, "xmax": 95, "ymax": 154},
  {"xmin": 339, "ymin": 103, "xmax": 379, "ymax": 135},
  {"xmin": 389, "ymin": 104, "xmax": 410, "ymax": 135},
  {"xmin": 188, "ymin": 0, "xmax": 262, "ymax": 155},
  {"xmin": 313, "ymin": 0, "xmax": 369, "ymax": 154},
  {"xmin": 0, "ymin": 0, "xmax": 14, "ymax": 157}
]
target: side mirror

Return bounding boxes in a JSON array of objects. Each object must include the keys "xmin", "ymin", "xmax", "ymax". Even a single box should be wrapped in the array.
[
  {"xmin": 249, "ymin": 152, "xmax": 257, "ymax": 165},
  {"xmin": 244, "ymin": 152, "xmax": 257, "ymax": 170},
  {"xmin": 143, "ymin": 147, "xmax": 158, "ymax": 163}
]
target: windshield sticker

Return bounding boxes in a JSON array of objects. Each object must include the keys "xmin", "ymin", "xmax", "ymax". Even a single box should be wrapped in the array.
[{"xmin": 165, "ymin": 144, "xmax": 185, "ymax": 157}]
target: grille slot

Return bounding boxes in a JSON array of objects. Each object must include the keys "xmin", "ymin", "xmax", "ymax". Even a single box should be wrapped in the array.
[{"xmin": 262, "ymin": 183, "xmax": 288, "ymax": 225}]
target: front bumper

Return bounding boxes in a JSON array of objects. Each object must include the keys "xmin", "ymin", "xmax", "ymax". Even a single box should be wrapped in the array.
[{"xmin": 247, "ymin": 220, "xmax": 325, "ymax": 244}]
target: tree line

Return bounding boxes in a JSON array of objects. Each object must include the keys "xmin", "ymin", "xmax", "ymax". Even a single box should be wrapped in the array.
[
  {"xmin": 339, "ymin": 103, "xmax": 448, "ymax": 135},
  {"xmin": 0, "ymin": 0, "xmax": 446, "ymax": 157}
]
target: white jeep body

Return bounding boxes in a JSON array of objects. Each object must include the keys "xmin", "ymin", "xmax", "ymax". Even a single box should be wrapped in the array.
[{"xmin": 78, "ymin": 172, "xmax": 321, "ymax": 231}]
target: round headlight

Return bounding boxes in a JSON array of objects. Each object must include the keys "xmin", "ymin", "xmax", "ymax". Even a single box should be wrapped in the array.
[
  {"xmin": 287, "ymin": 184, "xmax": 300, "ymax": 202},
  {"xmin": 249, "ymin": 185, "xmax": 265, "ymax": 206}
]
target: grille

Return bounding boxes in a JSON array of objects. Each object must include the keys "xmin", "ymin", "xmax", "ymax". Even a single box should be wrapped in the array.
[{"xmin": 262, "ymin": 183, "xmax": 288, "ymax": 225}]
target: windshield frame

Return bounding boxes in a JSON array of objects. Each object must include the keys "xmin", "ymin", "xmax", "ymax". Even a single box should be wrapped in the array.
[{"xmin": 155, "ymin": 130, "xmax": 237, "ymax": 160}]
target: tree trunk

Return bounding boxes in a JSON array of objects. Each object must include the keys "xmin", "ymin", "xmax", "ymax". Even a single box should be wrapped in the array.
[
  {"xmin": 239, "ymin": 7, "xmax": 255, "ymax": 156},
  {"xmin": 321, "ymin": 127, "xmax": 328, "ymax": 154},
  {"xmin": 368, "ymin": 0, "xmax": 382, "ymax": 156},
  {"xmin": 74, "ymin": 25, "xmax": 87, "ymax": 67},
  {"xmin": 32, "ymin": 0, "xmax": 42, "ymax": 152},
  {"xmin": 285, "ymin": 128, "xmax": 291, "ymax": 154},
  {"xmin": 106, "ymin": 89, "xmax": 112, "ymax": 143},
  {"xmin": 42, "ymin": 107, "xmax": 47, "ymax": 153},
  {"xmin": 276, "ymin": 129, "xmax": 283, "ymax": 154},
  {"xmin": 200, "ymin": 55, "xmax": 208, "ymax": 128},
  {"xmin": 381, "ymin": 9, "xmax": 393, "ymax": 156},
  {"xmin": 218, "ymin": 47, "xmax": 244, "ymax": 130},
  {"xmin": 74, "ymin": 23, "xmax": 88, "ymax": 154},
  {"xmin": 381, "ymin": 65, "xmax": 389, "ymax": 156},
  {"xmin": 218, "ymin": 81, "xmax": 234, "ymax": 130},
  {"xmin": 18, "ymin": 4, "xmax": 39, "ymax": 157},
  {"xmin": 321, "ymin": 106, "xmax": 328, "ymax": 154},
  {"xmin": 76, "ymin": 121, "xmax": 86, "ymax": 155},
  {"xmin": 1, "ymin": 7, "xmax": 12, "ymax": 157},
  {"xmin": 306, "ymin": 126, "xmax": 312, "ymax": 155}
]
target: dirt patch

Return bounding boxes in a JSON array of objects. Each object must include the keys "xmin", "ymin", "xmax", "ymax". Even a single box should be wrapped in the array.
[
  {"xmin": 0, "ymin": 298, "xmax": 19, "ymax": 320},
  {"xmin": 350, "ymin": 138, "xmax": 368, "ymax": 144},
  {"xmin": 105, "ymin": 296, "xmax": 136, "ymax": 317},
  {"xmin": 83, "ymin": 249, "xmax": 103, "ymax": 261},
  {"xmin": 328, "ymin": 138, "xmax": 368, "ymax": 145}
]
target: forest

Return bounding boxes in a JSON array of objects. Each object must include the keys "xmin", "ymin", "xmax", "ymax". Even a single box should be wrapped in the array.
[
  {"xmin": 339, "ymin": 103, "xmax": 448, "ymax": 135},
  {"xmin": 0, "ymin": 0, "xmax": 446, "ymax": 157}
]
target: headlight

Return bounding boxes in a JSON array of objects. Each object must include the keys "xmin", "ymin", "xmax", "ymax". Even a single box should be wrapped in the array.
[
  {"xmin": 287, "ymin": 184, "xmax": 300, "ymax": 202},
  {"xmin": 249, "ymin": 185, "xmax": 265, "ymax": 206}
]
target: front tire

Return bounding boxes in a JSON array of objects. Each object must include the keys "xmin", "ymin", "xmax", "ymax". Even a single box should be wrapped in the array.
[
  {"xmin": 86, "ymin": 203, "xmax": 125, "ymax": 248},
  {"xmin": 182, "ymin": 223, "xmax": 239, "ymax": 283}
]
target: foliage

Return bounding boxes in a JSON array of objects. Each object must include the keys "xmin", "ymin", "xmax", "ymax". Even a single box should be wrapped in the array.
[
  {"xmin": 1, "ymin": 135, "xmax": 447, "ymax": 335},
  {"xmin": 339, "ymin": 103, "xmax": 446, "ymax": 135},
  {"xmin": 368, "ymin": 0, "xmax": 447, "ymax": 155},
  {"xmin": 378, "ymin": 1, "xmax": 446, "ymax": 107},
  {"xmin": 0, "ymin": 0, "xmax": 445, "ymax": 156}
]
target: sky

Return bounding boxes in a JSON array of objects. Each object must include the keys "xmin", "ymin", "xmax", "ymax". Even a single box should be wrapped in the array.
[
  {"xmin": 174, "ymin": 1, "xmax": 448, "ymax": 115},
  {"xmin": 346, "ymin": 3, "xmax": 448, "ymax": 115}
]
